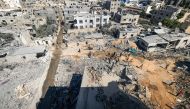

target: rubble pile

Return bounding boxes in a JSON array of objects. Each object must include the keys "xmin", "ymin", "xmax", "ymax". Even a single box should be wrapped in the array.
[
  {"xmin": 175, "ymin": 63, "xmax": 190, "ymax": 109},
  {"xmin": 84, "ymin": 58, "xmax": 153, "ymax": 109}
]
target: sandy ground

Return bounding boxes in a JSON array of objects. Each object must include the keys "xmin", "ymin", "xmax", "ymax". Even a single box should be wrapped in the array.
[
  {"xmin": 61, "ymin": 38, "xmax": 106, "ymax": 58},
  {"xmin": 0, "ymin": 60, "xmax": 49, "ymax": 109},
  {"xmin": 127, "ymin": 56, "xmax": 177, "ymax": 109}
]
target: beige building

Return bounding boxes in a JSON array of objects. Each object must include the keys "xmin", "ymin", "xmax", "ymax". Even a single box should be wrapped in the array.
[
  {"xmin": 114, "ymin": 8, "xmax": 139, "ymax": 25},
  {"xmin": 104, "ymin": 0, "xmax": 120, "ymax": 13}
]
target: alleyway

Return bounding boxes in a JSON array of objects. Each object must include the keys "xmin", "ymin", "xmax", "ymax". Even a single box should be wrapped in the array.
[{"xmin": 42, "ymin": 22, "xmax": 63, "ymax": 97}]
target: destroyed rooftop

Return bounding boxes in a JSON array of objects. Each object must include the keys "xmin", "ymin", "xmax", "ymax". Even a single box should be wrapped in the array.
[
  {"xmin": 4, "ymin": 46, "xmax": 46, "ymax": 56},
  {"xmin": 160, "ymin": 33, "xmax": 190, "ymax": 42},
  {"xmin": 120, "ymin": 27, "xmax": 139, "ymax": 32},
  {"xmin": 141, "ymin": 35, "xmax": 168, "ymax": 44}
]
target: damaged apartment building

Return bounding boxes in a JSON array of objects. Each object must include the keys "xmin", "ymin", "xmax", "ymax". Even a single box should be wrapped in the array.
[
  {"xmin": 112, "ymin": 7, "xmax": 141, "ymax": 39},
  {"xmin": 114, "ymin": 7, "xmax": 140, "ymax": 25},
  {"xmin": 138, "ymin": 33, "xmax": 190, "ymax": 52},
  {"xmin": 0, "ymin": 7, "xmax": 55, "ymax": 46},
  {"xmin": 150, "ymin": 5, "xmax": 182, "ymax": 22},
  {"xmin": 64, "ymin": 2, "xmax": 111, "ymax": 33},
  {"xmin": 104, "ymin": 0, "xmax": 120, "ymax": 13}
]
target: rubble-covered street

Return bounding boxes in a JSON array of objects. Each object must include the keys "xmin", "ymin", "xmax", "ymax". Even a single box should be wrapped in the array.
[{"xmin": 1, "ymin": 0, "xmax": 190, "ymax": 109}]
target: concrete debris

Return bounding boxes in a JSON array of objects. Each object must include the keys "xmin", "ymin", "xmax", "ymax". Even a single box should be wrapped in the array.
[
  {"xmin": 0, "ymin": 1, "xmax": 190, "ymax": 109},
  {"xmin": 145, "ymin": 87, "xmax": 151, "ymax": 100},
  {"xmin": 15, "ymin": 84, "xmax": 30, "ymax": 99},
  {"xmin": 175, "ymin": 68, "xmax": 190, "ymax": 108},
  {"xmin": 124, "ymin": 84, "xmax": 138, "ymax": 92},
  {"xmin": 162, "ymin": 80, "xmax": 175, "ymax": 85}
]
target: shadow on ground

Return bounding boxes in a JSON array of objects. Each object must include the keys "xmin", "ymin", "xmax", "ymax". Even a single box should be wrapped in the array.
[{"xmin": 36, "ymin": 74, "xmax": 149, "ymax": 109}]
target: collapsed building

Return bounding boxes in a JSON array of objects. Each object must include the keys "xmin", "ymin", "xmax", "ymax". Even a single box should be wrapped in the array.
[
  {"xmin": 0, "ymin": 46, "xmax": 47, "ymax": 62},
  {"xmin": 138, "ymin": 33, "xmax": 190, "ymax": 52},
  {"xmin": 138, "ymin": 35, "xmax": 169, "ymax": 52},
  {"xmin": 76, "ymin": 62, "xmax": 149, "ymax": 109},
  {"xmin": 161, "ymin": 33, "xmax": 190, "ymax": 49}
]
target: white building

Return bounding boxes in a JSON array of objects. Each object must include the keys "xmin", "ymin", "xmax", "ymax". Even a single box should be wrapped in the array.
[
  {"xmin": 124, "ymin": 0, "xmax": 139, "ymax": 4},
  {"xmin": 73, "ymin": 13, "xmax": 110, "ymax": 29}
]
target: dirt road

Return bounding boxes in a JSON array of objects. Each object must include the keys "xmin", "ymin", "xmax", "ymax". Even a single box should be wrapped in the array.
[{"xmin": 42, "ymin": 22, "xmax": 63, "ymax": 97}]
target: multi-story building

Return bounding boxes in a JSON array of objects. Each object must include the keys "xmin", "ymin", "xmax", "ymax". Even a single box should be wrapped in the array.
[
  {"xmin": 114, "ymin": 8, "xmax": 139, "ymax": 25},
  {"xmin": 64, "ymin": 9, "xmax": 110, "ymax": 34},
  {"xmin": 150, "ymin": 5, "xmax": 182, "ymax": 22},
  {"xmin": 63, "ymin": 6, "xmax": 90, "ymax": 16},
  {"xmin": 104, "ymin": 0, "xmax": 120, "ymax": 13},
  {"xmin": 69, "ymin": 12, "xmax": 110, "ymax": 29}
]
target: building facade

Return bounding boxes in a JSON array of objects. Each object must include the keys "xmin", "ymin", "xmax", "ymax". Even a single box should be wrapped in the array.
[
  {"xmin": 73, "ymin": 13, "xmax": 110, "ymax": 29},
  {"xmin": 114, "ymin": 8, "xmax": 139, "ymax": 25},
  {"xmin": 150, "ymin": 5, "xmax": 182, "ymax": 22},
  {"xmin": 105, "ymin": 0, "xmax": 120, "ymax": 13}
]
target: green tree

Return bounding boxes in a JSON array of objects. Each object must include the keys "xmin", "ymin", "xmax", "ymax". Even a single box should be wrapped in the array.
[
  {"xmin": 177, "ymin": 11, "xmax": 185, "ymax": 19},
  {"xmin": 120, "ymin": 3, "xmax": 125, "ymax": 7},
  {"xmin": 162, "ymin": 18, "xmax": 181, "ymax": 29}
]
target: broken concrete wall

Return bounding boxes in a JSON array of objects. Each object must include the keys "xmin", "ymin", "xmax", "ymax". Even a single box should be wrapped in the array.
[{"xmin": 176, "ymin": 36, "xmax": 190, "ymax": 49}]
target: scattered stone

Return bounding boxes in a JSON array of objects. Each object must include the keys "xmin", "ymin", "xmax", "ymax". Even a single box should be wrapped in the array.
[
  {"xmin": 125, "ymin": 84, "xmax": 137, "ymax": 92},
  {"xmin": 145, "ymin": 87, "xmax": 151, "ymax": 100},
  {"xmin": 15, "ymin": 84, "xmax": 30, "ymax": 99}
]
